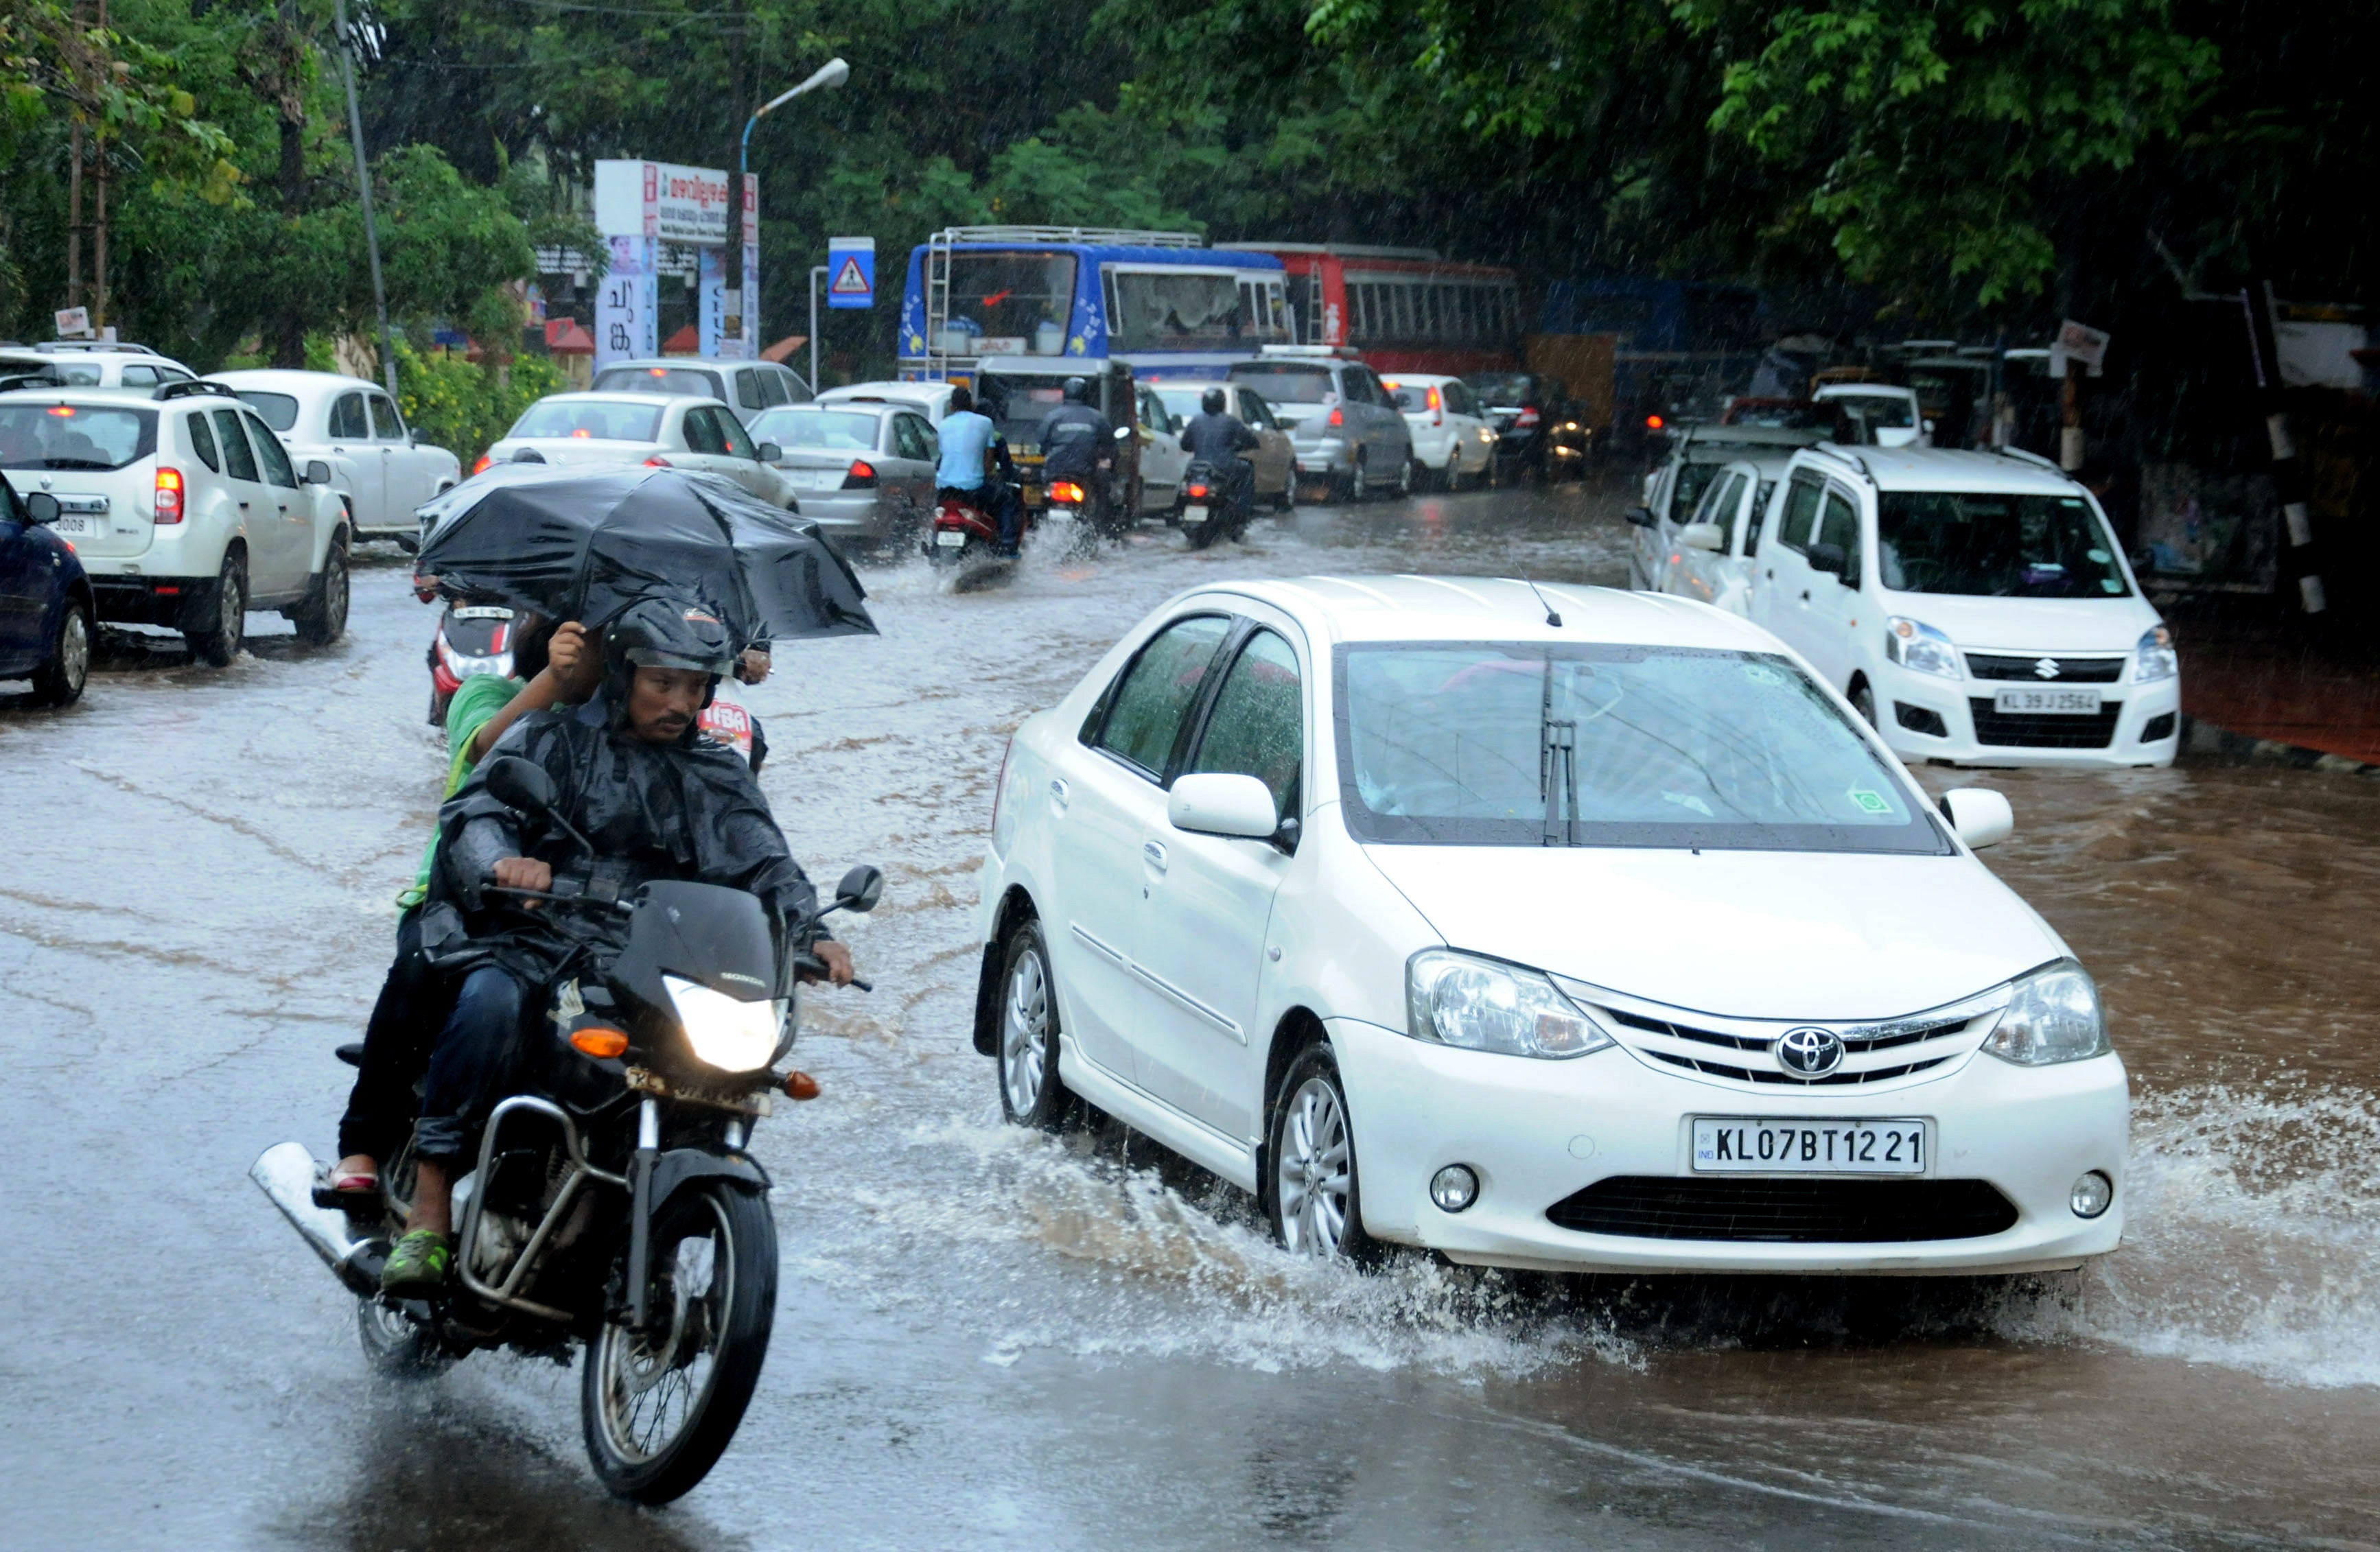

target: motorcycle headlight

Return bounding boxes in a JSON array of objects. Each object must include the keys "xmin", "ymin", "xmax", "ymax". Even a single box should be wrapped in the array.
[
  {"xmin": 1884, "ymin": 615, "xmax": 1962, "ymax": 679},
  {"xmin": 1981, "ymin": 961, "xmax": 2110, "ymax": 1066},
  {"xmin": 2134, "ymin": 624, "xmax": 2178, "ymax": 683},
  {"xmin": 1405, "ymin": 950, "xmax": 1615, "ymax": 1060},
  {"xmin": 663, "ymin": 974, "xmax": 786, "ymax": 1073}
]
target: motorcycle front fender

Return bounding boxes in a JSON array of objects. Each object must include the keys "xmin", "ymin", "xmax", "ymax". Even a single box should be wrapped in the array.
[{"xmin": 629, "ymin": 1145, "xmax": 772, "ymax": 1327}]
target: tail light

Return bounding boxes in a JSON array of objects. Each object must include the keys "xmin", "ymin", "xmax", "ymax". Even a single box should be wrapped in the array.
[
  {"xmin": 1646, "ymin": 414, "xmax": 1666, "ymax": 430},
  {"xmin": 1048, "ymin": 480, "xmax": 1085, "ymax": 504},
  {"xmin": 843, "ymin": 460, "xmax": 877, "ymax": 489},
  {"xmin": 154, "ymin": 466, "xmax": 185, "ymax": 524},
  {"xmin": 1327, "ymin": 406, "xmax": 1344, "ymax": 428},
  {"xmin": 644, "ymin": 456, "xmax": 673, "ymax": 468},
  {"xmin": 1516, "ymin": 406, "xmax": 1541, "ymax": 429},
  {"xmin": 1186, "ymin": 482, "xmax": 1211, "ymax": 499},
  {"xmin": 471, "ymin": 454, "xmax": 492, "ymax": 475},
  {"xmin": 1429, "ymin": 386, "xmax": 1443, "ymax": 425}
]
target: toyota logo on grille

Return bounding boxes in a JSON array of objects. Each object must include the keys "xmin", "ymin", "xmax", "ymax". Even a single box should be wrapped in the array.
[
  {"xmin": 1775, "ymin": 1026, "xmax": 1845, "ymax": 1078},
  {"xmin": 2033, "ymin": 656, "xmax": 2062, "ymax": 679}
]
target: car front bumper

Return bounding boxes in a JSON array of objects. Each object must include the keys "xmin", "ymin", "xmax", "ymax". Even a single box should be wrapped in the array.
[
  {"xmin": 1329, "ymin": 1015, "xmax": 2127, "ymax": 1275},
  {"xmin": 1871, "ymin": 659, "xmax": 2182, "ymax": 768}
]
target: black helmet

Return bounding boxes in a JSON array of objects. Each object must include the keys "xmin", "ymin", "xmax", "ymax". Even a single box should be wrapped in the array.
[
  {"xmin": 1201, "ymin": 387, "xmax": 1226, "ymax": 415},
  {"xmin": 1063, "ymin": 375, "xmax": 1090, "ymax": 404},
  {"xmin": 601, "ymin": 598, "xmax": 736, "ymax": 722}
]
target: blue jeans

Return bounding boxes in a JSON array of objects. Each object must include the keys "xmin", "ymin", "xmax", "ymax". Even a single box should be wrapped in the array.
[{"xmin": 412, "ymin": 966, "xmax": 529, "ymax": 1162}]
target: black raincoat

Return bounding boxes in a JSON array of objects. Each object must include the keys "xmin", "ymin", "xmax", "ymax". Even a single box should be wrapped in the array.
[{"xmin": 420, "ymin": 697, "xmax": 824, "ymax": 986}]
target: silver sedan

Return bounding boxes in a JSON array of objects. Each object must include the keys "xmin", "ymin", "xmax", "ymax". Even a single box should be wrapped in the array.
[{"xmin": 747, "ymin": 402, "xmax": 942, "ymax": 549}]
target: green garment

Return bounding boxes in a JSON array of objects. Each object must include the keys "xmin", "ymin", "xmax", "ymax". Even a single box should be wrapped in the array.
[{"xmin": 398, "ymin": 673, "xmax": 526, "ymax": 908}]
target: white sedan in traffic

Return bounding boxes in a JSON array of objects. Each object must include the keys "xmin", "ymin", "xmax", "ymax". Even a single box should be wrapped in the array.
[
  {"xmin": 217, "ymin": 369, "xmax": 462, "ymax": 541},
  {"xmin": 477, "ymin": 392, "xmax": 796, "ymax": 508},
  {"xmin": 973, "ymin": 576, "xmax": 2127, "ymax": 1274}
]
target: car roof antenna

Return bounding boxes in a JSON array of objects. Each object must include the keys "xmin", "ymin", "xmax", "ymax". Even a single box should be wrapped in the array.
[{"xmin": 1524, "ymin": 577, "xmax": 1563, "ymax": 628}]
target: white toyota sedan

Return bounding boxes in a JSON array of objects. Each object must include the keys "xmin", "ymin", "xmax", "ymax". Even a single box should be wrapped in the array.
[{"xmin": 973, "ymin": 576, "xmax": 2127, "ymax": 1275}]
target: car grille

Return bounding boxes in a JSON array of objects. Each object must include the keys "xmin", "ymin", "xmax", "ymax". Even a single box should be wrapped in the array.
[
  {"xmin": 1558, "ymin": 978, "xmax": 2003, "ymax": 1092},
  {"xmin": 1969, "ymin": 699, "xmax": 2123, "ymax": 749},
  {"xmin": 1545, "ymin": 1177, "xmax": 2019, "ymax": 1242},
  {"xmin": 1965, "ymin": 652, "xmax": 2127, "ymax": 683}
]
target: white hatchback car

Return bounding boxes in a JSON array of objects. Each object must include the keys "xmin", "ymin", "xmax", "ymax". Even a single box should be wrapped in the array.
[
  {"xmin": 215, "ymin": 370, "xmax": 461, "ymax": 541},
  {"xmin": 1749, "ymin": 446, "xmax": 2179, "ymax": 767},
  {"xmin": 478, "ymin": 392, "xmax": 795, "ymax": 509},
  {"xmin": 974, "ymin": 576, "xmax": 2128, "ymax": 1274},
  {"xmin": 0, "ymin": 341, "xmax": 198, "ymax": 389},
  {"xmin": 1383, "ymin": 374, "xmax": 1499, "ymax": 490},
  {"xmin": 1658, "ymin": 451, "xmax": 1795, "ymax": 617}
]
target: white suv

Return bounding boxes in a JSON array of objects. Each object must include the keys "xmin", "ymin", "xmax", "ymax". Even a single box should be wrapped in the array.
[
  {"xmin": 0, "ymin": 381, "xmax": 349, "ymax": 664},
  {"xmin": 0, "ymin": 341, "xmax": 198, "ymax": 389},
  {"xmin": 1747, "ymin": 445, "xmax": 2178, "ymax": 767}
]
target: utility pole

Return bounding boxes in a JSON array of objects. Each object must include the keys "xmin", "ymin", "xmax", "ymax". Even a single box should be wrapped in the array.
[
  {"xmin": 2245, "ymin": 282, "xmax": 2326, "ymax": 615},
  {"xmin": 808, "ymin": 264, "xmax": 826, "ymax": 395},
  {"xmin": 331, "ymin": 0, "xmax": 401, "ymax": 399},
  {"xmin": 92, "ymin": 0, "xmax": 110, "ymax": 330},
  {"xmin": 65, "ymin": 0, "xmax": 89, "ymax": 314}
]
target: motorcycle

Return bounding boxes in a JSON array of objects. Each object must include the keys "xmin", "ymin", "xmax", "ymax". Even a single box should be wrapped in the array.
[
  {"xmin": 253, "ymin": 753, "xmax": 882, "ymax": 1505},
  {"xmin": 426, "ymin": 604, "xmax": 516, "ymax": 725},
  {"xmin": 924, "ymin": 484, "xmax": 1022, "ymax": 567},
  {"xmin": 1177, "ymin": 458, "xmax": 1253, "ymax": 550}
]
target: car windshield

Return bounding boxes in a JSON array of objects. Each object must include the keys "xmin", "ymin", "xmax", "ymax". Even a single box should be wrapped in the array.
[
  {"xmin": 1878, "ymin": 491, "xmax": 2132, "ymax": 598},
  {"xmin": 1153, "ymin": 386, "xmax": 1210, "ymax": 422},
  {"xmin": 749, "ymin": 407, "xmax": 881, "ymax": 451},
  {"xmin": 233, "ymin": 391, "xmax": 301, "ymax": 432},
  {"xmin": 1229, "ymin": 364, "xmax": 1333, "ymax": 403},
  {"xmin": 508, "ymin": 400, "xmax": 663, "ymax": 441},
  {"xmin": 975, "ymin": 373, "xmax": 1073, "ymax": 449},
  {"xmin": 1829, "ymin": 392, "xmax": 1915, "ymax": 428},
  {"xmin": 1336, "ymin": 643, "xmax": 1947, "ymax": 853},
  {"xmin": 593, "ymin": 366, "xmax": 724, "ymax": 399},
  {"xmin": 0, "ymin": 403, "xmax": 158, "ymax": 469}
]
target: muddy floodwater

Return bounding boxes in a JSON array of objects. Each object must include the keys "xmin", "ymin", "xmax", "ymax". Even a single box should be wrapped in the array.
[{"xmin": 4, "ymin": 478, "xmax": 2377, "ymax": 1548}]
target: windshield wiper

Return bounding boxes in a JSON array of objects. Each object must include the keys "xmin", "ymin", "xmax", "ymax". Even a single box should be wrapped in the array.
[{"xmin": 1540, "ymin": 657, "xmax": 1578, "ymax": 847}]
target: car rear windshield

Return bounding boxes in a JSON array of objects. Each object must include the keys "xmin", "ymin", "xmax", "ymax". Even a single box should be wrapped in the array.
[
  {"xmin": 1878, "ymin": 491, "xmax": 2131, "ymax": 598},
  {"xmin": 1464, "ymin": 373, "xmax": 1540, "ymax": 405},
  {"xmin": 1227, "ymin": 364, "xmax": 1333, "ymax": 403},
  {"xmin": 593, "ymin": 366, "xmax": 725, "ymax": 400},
  {"xmin": 1829, "ymin": 392, "xmax": 1915, "ymax": 429},
  {"xmin": 1386, "ymin": 382, "xmax": 1436, "ymax": 411},
  {"xmin": 506, "ymin": 401, "xmax": 663, "ymax": 442},
  {"xmin": 748, "ymin": 407, "xmax": 880, "ymax": 451},
  {"xmin": 0, "ymin": 403, "xmax": 158, "ymax": 469},
  {"xmin": 234, "ymin": 391, "xmax": 301, "ymax": 432},
  {"xmin": 1335, "ymin": 642, "xmax": 1948, "ymax": 853}
]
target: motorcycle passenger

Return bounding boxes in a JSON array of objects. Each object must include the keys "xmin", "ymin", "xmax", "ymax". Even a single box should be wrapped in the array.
[
  {"xmin": 378, "ymin": 600, "xmax": 854, "ymax": 1295},
  {"xmin": 935, "ymin": 385, "xmax": 1025, "ymax": 557},
  {"xmin": 329, "ymin": 614, "xmax": 600, "ymax": 1203},
  {"xmin": 1179, "ymin": 386, "xmax": 1259, "ymax": 525},
  {"xmin": 1036, "ymin": 376, "xmax": 1116, "ymax": 522}
]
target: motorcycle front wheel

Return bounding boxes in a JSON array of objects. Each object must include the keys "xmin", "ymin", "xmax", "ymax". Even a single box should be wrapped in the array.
[{"xmin": 582, "ymin": 1181, "xmax": 778, "ymax": 1504}]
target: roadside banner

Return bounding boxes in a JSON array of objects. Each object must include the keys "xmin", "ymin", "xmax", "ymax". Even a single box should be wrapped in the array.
[{"xmin": 828, "ymin": 237, "xmax": 875, "ymax": 310}]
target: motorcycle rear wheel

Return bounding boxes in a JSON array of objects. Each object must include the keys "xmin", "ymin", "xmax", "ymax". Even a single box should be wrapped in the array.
[
  {"xmin": 581, "ymin": 1181, "xmax": 777, "ymax": 1505},
  {"xmin": 357, "ymin": 1295, "xmax": 452, "ymax": 1380}
]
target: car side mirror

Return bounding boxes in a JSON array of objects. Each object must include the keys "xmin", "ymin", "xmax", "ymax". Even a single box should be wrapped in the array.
[
  {"xmin": 833, "ymin": 863, "xmax": 884, "ymax": 913},
  {"xmin": 756, "ymin": 442, "xmax": 782, "ymax": 463},
  {"xmin": 1681, "ymin": 521, "xmax": 1725, "ymax": 552},
  {"xmin": 24, "ymin": 491, "xmax": 60, "ymax": 524},
  {"xmin": 1806, "ymin": 541, "xmax": 1848, "ymax": 578},
  {"xmin": 303, "ymin": 459, "xmax": 333, "ymax": 486},
  {"xmin": 1624, "ymin": 506, "xmax": 1657, "ymax": 529},
  {"xmin": 1939, "ymin": 787, "xmax": 2014, "ymax": 849},
  {"xmin": 1167, "ymin": 773, "xmax": 1279, "ymax": 840},
  {"xmin": 482, "ymin": 755, "xmax": 556, "ymax": 818}
]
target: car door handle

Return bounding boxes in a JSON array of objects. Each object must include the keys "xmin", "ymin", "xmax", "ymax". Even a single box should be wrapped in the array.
[
  {"xmin": 1047, "ymin": 777, "xmax": 1068, "ymax": 812},
  {"xmin": 237, "ymin": 500, "xmax": 250, "ymax": 510},
  {"xmin": 1142, "ymin": 840, "xmax": 1168, "ymax": 873}
]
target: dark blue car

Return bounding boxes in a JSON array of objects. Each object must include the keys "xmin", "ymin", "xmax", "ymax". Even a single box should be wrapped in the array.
[{"xmin": 0, "ymin": 480, "xmax": 93, "ymax": 705}]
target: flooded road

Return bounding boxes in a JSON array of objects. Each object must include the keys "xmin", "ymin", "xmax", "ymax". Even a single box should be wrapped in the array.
[{"xmin": 5, "ymin": 477, "xmax": 2378, "ymax": 1548}]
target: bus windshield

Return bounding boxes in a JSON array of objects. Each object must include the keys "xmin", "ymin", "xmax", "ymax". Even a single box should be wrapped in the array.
[
  {"xmin": 1110, "ymin": 272, "xmax": 1246, "ymax": 351},
  {"xmin": 945, "ymin": 254, "xmax": 1077, "ymax": 349}
]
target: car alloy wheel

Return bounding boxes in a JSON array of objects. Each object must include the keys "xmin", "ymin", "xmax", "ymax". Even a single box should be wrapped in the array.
[
  {"xmin": 1274, "ymin": 1068, "xmax": 1355, "ymax": 1258},
  {"xmin": 1348, "ymin": 458, "xmax": 1368, "ymax": 503},
  {"xmin": 997, "ymin": 921, "xmax": 1069, "ymax": 1129},
  {"xmin": 1397, "ymin": 458, "xmax": 1414, "ymax": 498},
  {"xmin": 32, "ymin": 602, "xmax": 91, "ymax": 706}
]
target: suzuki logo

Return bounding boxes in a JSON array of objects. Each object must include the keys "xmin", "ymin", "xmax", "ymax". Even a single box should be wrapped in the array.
[
  {"xmin": 2033, "ymin": 656, "xmax": 2062, "ymax": 679},
  {"xmin": 1775, "ymin": 1026, "xmax": 1846, "ymax": 1079}
]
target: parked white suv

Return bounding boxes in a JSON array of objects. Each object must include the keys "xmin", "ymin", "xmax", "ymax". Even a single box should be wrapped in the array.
[
  {"xmin": 0, "ymin": 381, "xmax": 349, "ymax": 663},
  {"xmin": 215, "ymin": 370, "xmax": 460, "ymax": 543},
  {"xmin": 1749, "ymin": 446, "xmax": 2178, "ymax": 766},
  {"xmin": 0, "ymin": 341, "xmax": 198, "ymax": 389}
]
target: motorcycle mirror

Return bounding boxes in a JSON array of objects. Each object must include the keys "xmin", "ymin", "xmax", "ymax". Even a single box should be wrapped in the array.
[
  {"xmin": 833, "ymin": 864, "xmax": 885, "ymax": 913},
  {"xmin": 482, "ymin": 755, "xmax": 556, "ymax": 816}
]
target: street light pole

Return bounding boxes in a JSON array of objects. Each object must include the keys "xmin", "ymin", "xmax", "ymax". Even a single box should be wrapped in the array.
[
  {"xmin": 809, "ymin": 266, "xmax": 828, "ymax": 395},
  {"xmin": 331, "ymin": 0, "xmax": 400, "ymax": 401},
  {"xmin": 738, "ymin": 58, "xmax": 848, "ymax": 372}
]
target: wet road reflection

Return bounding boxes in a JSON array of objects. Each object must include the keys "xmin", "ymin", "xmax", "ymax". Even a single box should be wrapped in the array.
[{"xmin": 3, "ymin": 476, "xmax": 2376, "ymax": 1547}]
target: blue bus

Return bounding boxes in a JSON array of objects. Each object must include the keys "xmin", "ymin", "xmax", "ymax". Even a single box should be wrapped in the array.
[{"xmin": 898, "ymin": 227, "xmax": 1290, "ymax": 382}]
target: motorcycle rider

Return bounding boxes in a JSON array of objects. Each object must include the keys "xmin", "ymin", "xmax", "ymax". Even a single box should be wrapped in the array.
[
  {"xmin": 935, "ymin": 384, "xmax": 1025, "ymax": 557},
  {"xmin": 1036, "ymin": 376, "xmax": 1117, "ymax": 526},
  {"xmin": 1179, "ymin": 386, "xmax": 1261, "ymax": 528},
  {"xmin": 379, "ymin": 599, "xmax": 854, "ymax": 1295}
]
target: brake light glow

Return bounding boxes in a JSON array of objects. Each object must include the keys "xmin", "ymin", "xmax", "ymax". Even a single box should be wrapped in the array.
[
  {"xmin": 1187, "ymin": 483, "xmax": 1211, "ymax": 499},
  {"xmin": 1328, "ymin": 406, "xmax": 1344, "ymax": 428},
  {"xmin": 46, "ymin": 405, "xmax": 74, "ymax": 418},
  {"xmin": 1430, "ymin": 386, "xmax": 1443, "ymax": 425},
  {"xmin": 1516, "ymin": 406, "xmax": 1540, "ymax": 429},
  {"xmin": 644, "ymin": 456, "xmax": 672, "ymax": 467},
  {"xmin": 843, "ymin": 460, "xmax": 877, "ymax": 489},
  {"xmin": 1646, "ymin": 414, "xmax": 1666, "ymax": 430},
  {"xmin": 471, "ymin": 454, "xmax": 493, "ymax": 475},
  {"xmin": 572, "ymin": 427, "xmax": 592, "ymax": 438},
  {"xmin": 154, "ymin": 467, "xmax": 185, "ymax": 524},
  {"xmin": 1048, "ymin": 480, "xmax": 1086, "ymax": 504}
]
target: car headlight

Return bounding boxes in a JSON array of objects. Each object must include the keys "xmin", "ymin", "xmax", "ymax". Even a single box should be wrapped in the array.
[
  {"xmin": 2134, "ymin": 624, "xmax": 2178, "ymax": 683},
  {"xmin": 1981, "ymin": 961, "xmax": 2110, "ymax": 1065},
  {"xmin": 1884, "ymin": 616, "xmax": 1962, "ymax": 679},
  {"xmin": 1405, "ymin": 950, "xmax": 1615, "ymax": 1060},
  {"xmin": 663, "ymin": 973, "xmax": 786, "ymax": 1073}
]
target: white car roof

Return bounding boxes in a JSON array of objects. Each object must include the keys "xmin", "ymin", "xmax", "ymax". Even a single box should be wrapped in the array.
[
  {"xmin": 1377, "ymin": 372, "xmax": 1460, "ymax": 386},
  {"xmin": 821, "ymin": 380, "xmax": 946, "ymax": 400},
  {"xmin": 1815, "ymin": 383, "xmax": 1916, "ymax": 399},
  {"xmin": 1201, "ymin": 575, "xmax": 1786, "ymax": 652},
  {"xmin": 524, "ymin": 392, "xmax": 716, "ymax": 409},
  {"xmin": 1806, "ymin": 445, "xmax": 2081, "ymax": 495},
  {"xmin": 0, "ymin": 385, "xmax": 175, "ymax": 406},
  {"xmin": 213, "ymin": 369, "xmax": 387, "ymax": 396}
]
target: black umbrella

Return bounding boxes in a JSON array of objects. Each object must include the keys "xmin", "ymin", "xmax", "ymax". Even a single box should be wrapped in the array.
[{"xmin": 414, "ymin": 466, "xmax": 875, "ymax": 644}]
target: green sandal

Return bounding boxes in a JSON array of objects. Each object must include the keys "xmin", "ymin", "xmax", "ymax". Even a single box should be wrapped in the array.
[{"xmin": 380, "ymin": 1230, "xmax": 454, "ymax": 1297}]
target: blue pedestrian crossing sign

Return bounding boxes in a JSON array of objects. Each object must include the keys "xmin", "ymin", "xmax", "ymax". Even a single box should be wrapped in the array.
[{"xmin": 828, "ymin": 237, "xmax": 874, "ymax": 310}]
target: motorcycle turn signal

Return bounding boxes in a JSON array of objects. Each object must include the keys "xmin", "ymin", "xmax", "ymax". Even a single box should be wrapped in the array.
[{"xmin": 783, "ymin": 1070, "xmax": 821, "ymax": 1101}]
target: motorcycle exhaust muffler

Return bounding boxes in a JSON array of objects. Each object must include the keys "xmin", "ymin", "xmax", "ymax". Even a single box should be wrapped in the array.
[{"xmin": 250, "ymin": 1141, "xmax": 382, "ymax": 1297}]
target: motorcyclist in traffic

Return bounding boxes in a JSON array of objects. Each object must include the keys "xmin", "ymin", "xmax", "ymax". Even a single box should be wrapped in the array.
[
  {"xmin": 377, "ymin": 598, "xmax": 854, "ymax": 1295},
  {"xmin": 935, "ymin": 385, "xmax": 1025, "ymax": 557},
  {"xmin": 1036, "ymin": 376, "xmax": 1117, "ymax": 524},
  {"xmin": 1179, "ymin": 386, "xmax": 1261, "ymax": 527}
]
